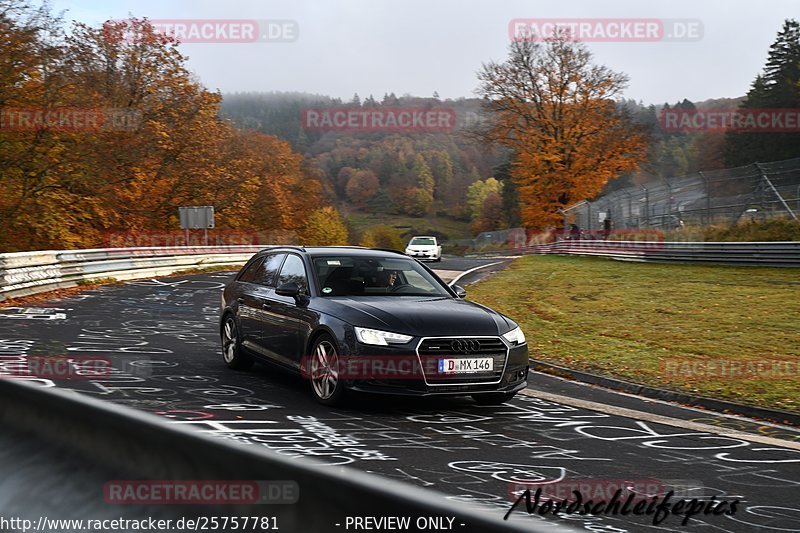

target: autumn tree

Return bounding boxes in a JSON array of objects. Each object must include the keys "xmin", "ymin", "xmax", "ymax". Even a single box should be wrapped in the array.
[
  {"xmin": 62, "ymin": 19, "xmax": 246, "ymax": 233},
  {"xmin": 0, "ymin": 8, "xmax": 326, "ymax": 251},
  {"xmin": 427, "ymin": 150, "xmax": 453, "ymax": 200},
  {"xmin": 336, "ymin": 166, "xmax": 357, "ymax": 194},
  {"xmin": 466, "ymin": 177, "xmax": 503, "ymax": 219},
  {"xmin": 470, "ymin": 191, "xmax": 503, "ymax": 234},
  {"xmin": 359, "ymin": 225, "xmax": 404, "ymax": 250},
  {"xmin": 0, "ymin": 0, "xmax": 73, "ymax": 249},
  {"xmin": 345, "ymin": 169, "xmax": 379, "ymax": 205},
  {"xmin": 300, "ymin": 206, "xmax": 349, "ymax": 245},
  {"xmin": 476, "ymin": 33, "xmax": 647, "ymax": 229},
  {"xmin": 407, "ymin": 154, "xmax": 434, "ymax": 215}
]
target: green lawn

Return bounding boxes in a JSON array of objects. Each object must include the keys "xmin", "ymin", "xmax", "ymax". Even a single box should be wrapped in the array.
[
  {"xmin": 346, "ymin": 212, "xmax": 471, "ymax": 242},
  {"xmin": 467, "ymin": 255, "xmax": 800, "ymax": 413}
]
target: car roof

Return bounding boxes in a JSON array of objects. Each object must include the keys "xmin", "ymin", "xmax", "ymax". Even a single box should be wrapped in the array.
[{"xmin": 257, "ymin": 246, "xmax": 407, "ymax": 258}]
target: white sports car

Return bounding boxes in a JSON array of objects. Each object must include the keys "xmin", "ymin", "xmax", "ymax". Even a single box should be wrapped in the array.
[{"xmin": 404, "ymin": 236, "xmax": 442, "ymax": 262}]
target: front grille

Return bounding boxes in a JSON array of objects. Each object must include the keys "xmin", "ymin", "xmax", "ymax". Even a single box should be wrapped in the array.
[{"xmin": 417, "ymin": 337, "xmax": 507, "ymax": 385}]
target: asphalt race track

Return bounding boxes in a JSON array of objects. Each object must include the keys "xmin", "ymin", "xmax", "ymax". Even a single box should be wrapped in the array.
[{"xmin": 1, "ymin": 258, "xmax": 798, "ymax": 533}]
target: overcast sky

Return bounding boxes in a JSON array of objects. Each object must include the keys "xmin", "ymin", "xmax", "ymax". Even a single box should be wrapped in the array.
[{"xmin": 48, "ymin": 0, "xmax": 797, "ymax": 105}]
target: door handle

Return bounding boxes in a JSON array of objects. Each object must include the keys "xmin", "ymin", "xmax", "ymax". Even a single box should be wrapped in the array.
[
  {"xmin": 261, "ymin": 302, "xmax": 271, "ymax": 310},
  {"xmin": 237, "ymin": 297, "xmax": 244, "ymax": 304}
]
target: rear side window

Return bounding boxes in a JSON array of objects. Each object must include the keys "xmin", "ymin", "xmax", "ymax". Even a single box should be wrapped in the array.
[
  {"xmin": 238, "ymin": 253, "xmax": 286, "ymax": 286},
  {"xmin": 261, "ymin": 253, "xmax": 286, "ymax": 287},
  {"xmin": 238, "ymin": 257, "xmax": 264, "ymax": 283}
]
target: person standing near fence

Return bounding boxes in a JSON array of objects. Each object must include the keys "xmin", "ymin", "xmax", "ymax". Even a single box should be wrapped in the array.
[{"xmin": 602, "ymin": 218, "xmax": 612, "ymax": 240}]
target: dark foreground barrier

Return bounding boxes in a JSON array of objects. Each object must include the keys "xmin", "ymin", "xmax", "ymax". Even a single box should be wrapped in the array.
[{"xmin": 0, "ymin": 379, "xmax": 565, "ymax": 532}]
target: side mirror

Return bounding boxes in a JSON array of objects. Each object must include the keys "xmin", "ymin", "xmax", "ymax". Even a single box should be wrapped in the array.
[
  {"xmin": 275, "ymin": 282, "xmax": 300, "ymax": 298},
  {"xmin": 452, "ymin": 284, "xmax": 467, "ymax": 298}
]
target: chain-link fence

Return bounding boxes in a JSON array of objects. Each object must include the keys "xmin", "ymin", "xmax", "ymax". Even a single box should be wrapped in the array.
[{"xmin": 563, "ymin": 157, "xmax": 800, "ymax": 231}]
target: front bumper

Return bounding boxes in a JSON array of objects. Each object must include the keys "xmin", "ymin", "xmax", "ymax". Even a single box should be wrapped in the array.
[
  {"xmin": 346, "ymin": 372, "xmax": 529, "ymax": 396},
  {"xmin": 341, "ymin": 339, "xmax": 529, "ymax": 396},
  {"xmin": 406, "ymin": 251, "xmax": 438, "ymax": 260}
]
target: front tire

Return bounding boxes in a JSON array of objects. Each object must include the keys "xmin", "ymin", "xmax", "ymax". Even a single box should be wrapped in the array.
[
  {"xmin": 309, "ymin": 334, "xmax": 346, "ymax": 406},
  {"xmin": 472, "ymin": 392, "xmax": 516, "ymax": 405},
  {"xmin": 221, "ymin": 315, "xmax": 253, "ymax": 370}
]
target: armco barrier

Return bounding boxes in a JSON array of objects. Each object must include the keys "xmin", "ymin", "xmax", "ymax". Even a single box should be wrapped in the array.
[
  {"xmin": 0, "ymin": 245, "xmax": 265, "ymax": 301},
  {"xmin": 485, "ymin": 241, "xmax": 800, "ymax": 267},
  {"xmin": 0, "ymin": 379, "xmax": 563, "ymax": 532}
]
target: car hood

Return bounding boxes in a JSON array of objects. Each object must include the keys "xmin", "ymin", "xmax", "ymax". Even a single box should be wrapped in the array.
[{"xmin": 314, "ymin": 296, "xmax": 513, "ymax": 337}]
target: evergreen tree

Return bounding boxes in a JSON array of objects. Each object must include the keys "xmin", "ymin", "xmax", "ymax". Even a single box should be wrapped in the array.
[
  {"xmin": 763, "ymin": 19, "xmax": 800, "ymax": 106},
  {"xmin": 725, "ymin": 19, "xmax": 800, "ymax": 165}
]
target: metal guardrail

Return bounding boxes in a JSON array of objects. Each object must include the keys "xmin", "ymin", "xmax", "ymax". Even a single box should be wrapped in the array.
[
  {"xmin": 0, "ymin": 245, "xmax": 265, "ymax": 301},
  {"xmin": 0, "ymin": 379, "xmax": 561, "ymax": 532},
  {"xmin": 4, "ymin": 240, "xmax": 798, "ymax": 304},
  {"xmin": 480, "ymin": 241, "xmax": 800, "ymax": 267}
]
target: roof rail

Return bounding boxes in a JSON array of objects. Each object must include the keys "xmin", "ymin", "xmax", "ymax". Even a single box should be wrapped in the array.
[
  {"xmin": 265, "ymin": 245, "xmax": 306, "ymax": 252},
  {"xmin": 370, "ymin": 248, "xmax": 406, "ymax": 255},
  {"xmin": 301, "ymin": 245, "xmax": 373, "ymax": 250}
]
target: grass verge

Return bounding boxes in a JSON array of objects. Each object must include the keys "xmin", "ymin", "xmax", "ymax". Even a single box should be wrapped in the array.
[
  {"xmin": 466, "ymin": 255, "xmax": 800, "ymax": 413},
  {"xmin": 346, "ymin": 212, "xmax": 471, "ymax": 242}
]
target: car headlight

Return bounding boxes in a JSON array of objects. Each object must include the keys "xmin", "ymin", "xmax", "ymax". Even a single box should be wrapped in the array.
[
  {"xmin": 502, "ymin": 326, "xmax": 526, "ymax": 345},
  {"xmin": 354, "ymin": 327, "xmax": 413, "ymax": 346}
]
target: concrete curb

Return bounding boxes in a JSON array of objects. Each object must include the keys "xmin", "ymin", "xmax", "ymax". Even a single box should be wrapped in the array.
[
  {"xmin": 530, "ymin": 358, "xmax": 800, "ymax": 427},
  {"xmin": 448, "ymin": 261, "xmax": 502, "ymax": 286}
]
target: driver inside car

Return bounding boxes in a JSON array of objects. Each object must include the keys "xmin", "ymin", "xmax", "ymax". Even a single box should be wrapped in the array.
[{"xmin": 377, "ymin": 269, "xmax": 399, "ymax": 288}]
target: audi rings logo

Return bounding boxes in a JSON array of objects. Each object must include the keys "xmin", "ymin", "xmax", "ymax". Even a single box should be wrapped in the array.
[{"xmin": 450, "ymin": 339, "xmax": 481, "ymax": 353}]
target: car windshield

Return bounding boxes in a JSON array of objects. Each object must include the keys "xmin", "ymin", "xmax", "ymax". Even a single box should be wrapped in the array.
[
  {"xmin": 312, "ymin": 255, "xmax": 449, "ymax": 297},
  {"xmin": 410, "ymin": 237, "xmax": 436, "ymax": 246}
]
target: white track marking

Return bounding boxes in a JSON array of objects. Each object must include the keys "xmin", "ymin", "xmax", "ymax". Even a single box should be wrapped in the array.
[{"xmin": 520, "ymin": 389, "xmax": 800, "ymax": 451}]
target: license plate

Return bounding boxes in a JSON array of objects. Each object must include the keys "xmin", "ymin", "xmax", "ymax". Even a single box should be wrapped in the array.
[{"xmin": 438, "ymin": 357, "xmax": 493, "ymax": 374}]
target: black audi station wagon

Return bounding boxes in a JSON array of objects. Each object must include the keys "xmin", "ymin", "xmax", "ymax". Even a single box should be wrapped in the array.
[{"xmin": 220, "ymin": 246, "xmax": 529, "ymax": 405}]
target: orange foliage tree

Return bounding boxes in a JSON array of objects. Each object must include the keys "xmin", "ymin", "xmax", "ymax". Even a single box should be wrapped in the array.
[
  {"xmin": 477, "ymin": 34, "xmax": 647, "ymax": 229},
  {"xmin": 0, "ymin": 8, "xmax": 326, "ymax": 251},
  {"xmin": 345, "ymin": 169, "xmax": 379, "ymax": 206}
]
